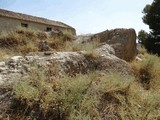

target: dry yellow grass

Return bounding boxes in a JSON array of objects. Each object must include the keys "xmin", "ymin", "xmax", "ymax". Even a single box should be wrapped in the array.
[{"xmin": 0, "ymin": 27, "xmax": 74, "ymax": 56}]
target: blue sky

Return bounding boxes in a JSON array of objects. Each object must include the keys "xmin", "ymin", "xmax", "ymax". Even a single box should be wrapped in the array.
[{"xmin": 0, "ymin": 0, "xmax": 153, "ymax": 34}]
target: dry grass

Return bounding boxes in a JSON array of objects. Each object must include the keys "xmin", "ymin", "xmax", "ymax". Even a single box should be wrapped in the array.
[
  {"xmin": 0, "ymin": 27, "xmax": 100, "ymax": 58},
  {"xmin": 118, "ymin": 81, "xmax": 160, "ymax": 120},
  {"xmin": 138, "ymin": 46, "xmax": 148, "ymax": 55},
  {"xmin": 128, "ymin": 52, "xmax": 160, "ymax": 119},
  {"xmin": 0, "ymin": 29, "xmax": 38, "ymax": 55},
  {"xmin": 0, "ymin": 50, "xmax": 6, "ymax": 60},
  {"xmin": 131, "ymin": 53, "xmax": 160, "ymax": 90},
  {"xmin": 63, "ymin": 39, "xmax": 101, "ymax": 60},
  {"xmin": 1, "ymin": 60, "xmax": 160, "ymax": 120},
  {"xmin": 0, "ymin": 28, "xmax": 74, "ymax": 56},
  {"xmin": 1, "ymin": 60, "xmax": 134, "ymax": 120}
]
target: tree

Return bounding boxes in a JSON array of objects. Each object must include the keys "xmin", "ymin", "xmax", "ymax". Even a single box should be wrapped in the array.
[
  {"xmin": 138, "ymin": 30, "xmax": 149, "ymax": 45},
  {"xmin": 142, "ymin": 0, "xmax": 160, "ymax": 55}
]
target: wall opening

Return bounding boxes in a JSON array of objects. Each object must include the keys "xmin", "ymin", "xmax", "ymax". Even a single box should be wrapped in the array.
[
  {"xmin": 21, "ymin": 23, "xmax": 28, "ymax": 28},
  {"xmin": 46, "ymin": 27, "xmax": 52, "ymax": 31}
]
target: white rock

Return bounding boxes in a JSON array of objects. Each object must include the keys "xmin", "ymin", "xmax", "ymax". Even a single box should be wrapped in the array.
[
  {"xmin": 96, "ymin": 44, "xmax": 115, "ymax": 55},
  {"xmin": 135, "ymin": 56, "xmax": 142, "ymax": 61},
  {"xmin": 11, "ymin": 56, "xmax": 23, "ymax": 62},
  {"xmin": 0, "ymin": 62, "xmax": 5, "ymax": 67},
  {"xmin": 0, "ymin": 67, "xmax": 7, "ymax": 72}
]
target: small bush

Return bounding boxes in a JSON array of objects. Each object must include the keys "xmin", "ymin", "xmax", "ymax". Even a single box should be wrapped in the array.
[
  {"xmin": 47, "ymin": 36, "xmax": 64, "ymax": 50},
  {"xmin": 0, "ymin": 32, "xmax": 25, "ymax": 47},
  {"xmin": 138, "ymin": 46, "xmax": 147, "ymax": 55},
  {"xmin": 62, "ymin": 30, "xmax": 74, "ymax": 41},
  {"xmin": 16, "ymin": 27, "xmax": 36, "ymax": 39},
  {"xmin": 37, "ymin": 32, "xmax": 47, "ymax": 40}
]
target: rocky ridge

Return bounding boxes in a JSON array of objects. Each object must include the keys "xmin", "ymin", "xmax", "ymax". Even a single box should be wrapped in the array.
[
  {"xmin": 0, "ymin": 28, "xmax": 138, "ymax": 85},
  {"xmin": 0, "ymin": 49, "xmax": 132, "ymax": 85}
]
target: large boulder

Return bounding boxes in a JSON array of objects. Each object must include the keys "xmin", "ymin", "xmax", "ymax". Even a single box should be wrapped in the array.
[{"xmin": 92, "ymin": 28, "xmax": 137, "ymax": 61}]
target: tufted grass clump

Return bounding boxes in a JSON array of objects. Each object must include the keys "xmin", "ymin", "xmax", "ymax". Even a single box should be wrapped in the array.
[
  {"xmin": 138, "ymin": 46, "xmax": 147, "ymax": 55},
  {"xmin": 62, "ymin": 30, "xmax": 74, "ymax": 41},
  {"xmin": 0, "ymin": 29, "xmax": 38, "ymax": 54},
  {"xmin": 131, "ymin": 53, "xmax": 160, "ymax": 90},
  {"xmin": 118, "ymin": 81, "xmax": 160, "ymax": 120}
]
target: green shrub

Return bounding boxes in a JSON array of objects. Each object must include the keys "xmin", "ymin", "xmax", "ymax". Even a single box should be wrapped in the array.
[{"xmin": 62, "ymin": 30, "xmax": 74, "ymax": 41}]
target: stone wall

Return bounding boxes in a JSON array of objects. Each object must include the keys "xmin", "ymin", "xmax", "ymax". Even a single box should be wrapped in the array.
[{"xmin": 0, "ymin": 16, "xmax": 76, "ymax": 35}]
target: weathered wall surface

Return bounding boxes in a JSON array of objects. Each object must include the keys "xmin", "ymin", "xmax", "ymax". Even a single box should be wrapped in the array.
[
  {"xmin": 0, "ymin": 16, "xmax": 76, "ymax": 35},
  {"xmin": 0, "ymin": 17, "xmax": 19, "ymax": 33}
]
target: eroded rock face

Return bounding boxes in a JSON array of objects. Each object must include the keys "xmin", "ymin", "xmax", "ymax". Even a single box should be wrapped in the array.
[
  {"xmin": 92, "ymin": 28, "xmax": 137, "ymax": 61},
  {"xmin": 0, "ymin": 50, "xmax": 133, "ymax": 85}
]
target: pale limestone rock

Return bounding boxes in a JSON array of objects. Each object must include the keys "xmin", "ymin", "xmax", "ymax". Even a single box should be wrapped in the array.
[
  {"xmin": 0, "ymin": 49, "xmax": 133, "ymax": 86},
  {"xmin": 10, "ymin": 56, "xmax": 23, "ymax": 62},
  {"xmin": 96, "ymin": 44, "xmax": 115, "ymax": 55},
  {"xmin": 0, "ymin": 62, "xmax": 5, "ymax": 67}
]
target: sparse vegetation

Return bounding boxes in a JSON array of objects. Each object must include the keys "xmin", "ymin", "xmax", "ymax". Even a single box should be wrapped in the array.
[
  {"xmin": 7, "ymin": 68, "xmax": 133, "ymax": 120},
  {"xmin": 132, "ymin": 52, "xmax": 160, "ymax": 90},
  {"xmin": 0, "ymin": 27, "xmax": 74, "ymax": 55},
  {"xmin": 138, "ymin": 46, "xmax": 148, "ymax": 55},
  {"xmin": 1, "ymin": 52, "xmax": 159, "ymax": 120},
  {"xmin": 0, "ymin": 27, "xmax": 160, "ymax": 120},
  {"xmin": 0, "ymin": 27, "xmax": 102, "ymax": 58}
]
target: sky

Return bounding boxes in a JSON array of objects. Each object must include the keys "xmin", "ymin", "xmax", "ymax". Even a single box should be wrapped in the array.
[{"xmin": 0, "ymin": 0, "xmax": 153, "ymax": 35}]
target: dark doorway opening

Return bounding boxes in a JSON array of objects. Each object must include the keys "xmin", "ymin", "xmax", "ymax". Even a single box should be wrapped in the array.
[
  {"xmin": 21, "ymin": 23, "xmax": 28, "ymax": 28},
  {"xmin": 46, "ymin": 27, "xmax": 52, "ymax": 31}
]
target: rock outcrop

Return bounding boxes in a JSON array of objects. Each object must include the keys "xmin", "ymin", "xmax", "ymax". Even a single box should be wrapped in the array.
[
  {"xmin": 0, "ymin": 29, "xmax": 137, "ymax": 85},
  {"xmin": 0, "ymin": 50, "xmax": 133, "ymax": 85},
  {"xmin": 74, "ymin": 29, "xmax": 137, "ymax": 61},
  {"xmin": 0, "ymin": 44, "xmax": 134, "ymax": 117},
  {"xmin": 0, "ymin": 28, "xmax": 137, "ymax": 118},
  {"xmin": 92, "ymin": 28, "xmax": 137, "ymax": 61}
]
